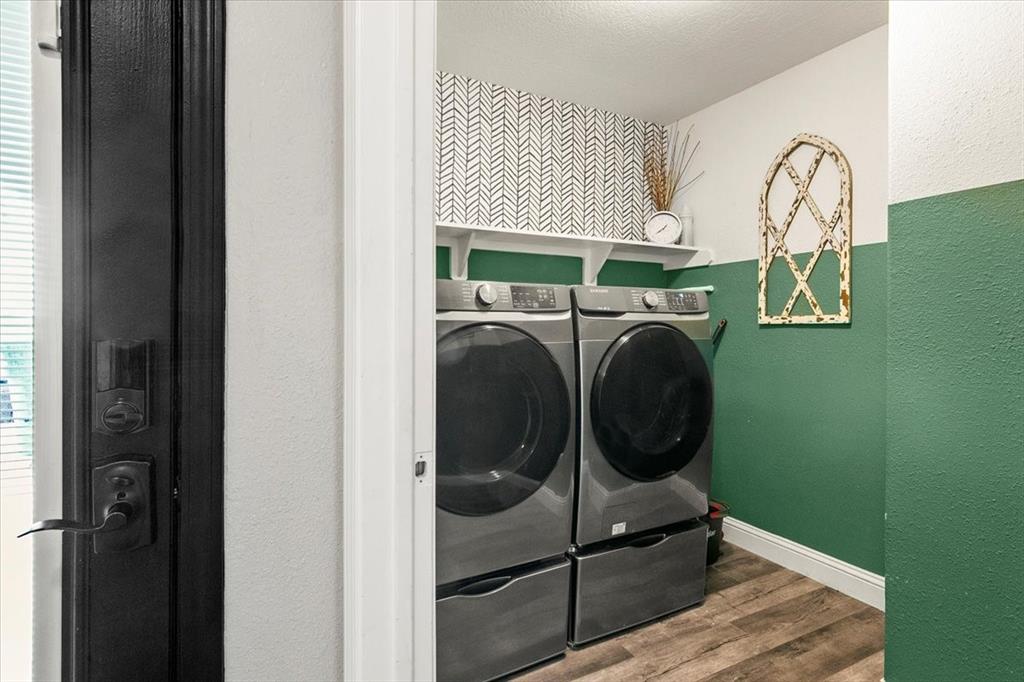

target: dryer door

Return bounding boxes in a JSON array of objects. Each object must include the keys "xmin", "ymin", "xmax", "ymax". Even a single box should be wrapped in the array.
[
  {"xmin": 437, "ymin": 324, "xmax": 571, "ymax": 516},
  {"xmin": 590, "ymin": 323, "xmax": 712, "ymax": 482}
]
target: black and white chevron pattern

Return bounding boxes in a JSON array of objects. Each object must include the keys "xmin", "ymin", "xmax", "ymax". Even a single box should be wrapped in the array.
[{"xmin": 435, "ymin": 72, "xmax": 663, "ymax": 240}]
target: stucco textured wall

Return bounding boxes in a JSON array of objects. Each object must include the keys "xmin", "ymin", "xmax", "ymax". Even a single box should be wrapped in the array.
[
  {"xmin": 886, "ymin": 3, "xmax": 1023, "ymax": 678},
  {"xmin": 224, "ymin": 2, "xmax": 344, "ymax": 680},
  {"xmin": 886, "ymin": 180, "xmax": 1023, "ymax": 680},
  {"xmin": 666, "ymin": 27, "xmax": 888, "ymax": 574},
  {"xmin": 669, "ymin": 27, "xmax": 888, "ymax": 265},
  {"xmin": 672, "ymin": 243, "xmax": 887, "ymax": 574},
  {"xmin": 888, "ymin": 1, "xmax": 1023, "ymax": 204}
]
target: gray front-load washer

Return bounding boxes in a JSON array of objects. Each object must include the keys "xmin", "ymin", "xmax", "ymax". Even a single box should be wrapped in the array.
[
  {"xmin": 436, "ymin": 279, "xmax": 576, "ymax": 680},
  {"xmin": 572, "ymin": 285, "xmax": 714, "ymax": 547},
  {"xmin": 435, "ymin": 279, "xmax": 576, "ymax": 586}
]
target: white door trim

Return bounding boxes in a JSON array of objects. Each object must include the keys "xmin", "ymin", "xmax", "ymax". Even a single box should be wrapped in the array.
[
  {"xmin": 341, "ymin": 2, "xmax": 436, "ymax": 680},
  {"xmin": 30, "ymin": 4, "xmax": 63, "ymax": 679}
]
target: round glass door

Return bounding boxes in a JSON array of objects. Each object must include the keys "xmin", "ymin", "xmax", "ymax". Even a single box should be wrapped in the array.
[
  {"xmin": 436, "ymin": 324, "xmax": 571, "ymax": 516},
  {"xmin": 590, "ymin": 324, "xmax": 712, "ymax": 481}
]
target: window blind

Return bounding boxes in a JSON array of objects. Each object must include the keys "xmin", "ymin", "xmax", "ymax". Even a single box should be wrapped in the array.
[{"xmin": 0, "ymin": 0, "xmax": 34, "ymax": 495}]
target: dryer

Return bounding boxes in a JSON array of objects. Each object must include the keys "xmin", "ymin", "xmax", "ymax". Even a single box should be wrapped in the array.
[
  {"xmin": 436, "ymin": 279, "xmax": 576, "ymax": 584},
  {"xmin": 435, "ymin": 279, "xmax": 575, "ymax": 680},
  {"xmin": 569, "ymin": 284, "xmax": 713, "ymax": 643}
]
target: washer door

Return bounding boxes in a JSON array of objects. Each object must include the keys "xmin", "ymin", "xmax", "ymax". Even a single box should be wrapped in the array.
[
  {"xmin": 437, "ymin": 324, "xmax": 571, "ymax": 516},
  {"xmin": 590, "ymin": 324, "xmax": 712, "ymax": 482}
]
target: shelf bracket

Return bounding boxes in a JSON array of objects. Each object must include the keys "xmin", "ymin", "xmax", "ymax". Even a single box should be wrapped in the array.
[
  {"xmin": 449, "ymin": 231, "xmax": 476, "ymax": 281},
  {"xmin": 582, "ymin": 243, "xmax": 614, "ymax": 286}
]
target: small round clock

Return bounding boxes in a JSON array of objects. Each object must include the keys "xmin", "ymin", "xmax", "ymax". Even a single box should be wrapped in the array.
[{"xmin": 644, "ymin": 211, "xmax": 682, "ymax": 244}]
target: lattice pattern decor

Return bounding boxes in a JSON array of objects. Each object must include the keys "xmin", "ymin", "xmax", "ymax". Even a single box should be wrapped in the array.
[
  {"xmin": 434, "ymin": 71, "xmax": 665, "ymax": 240},
  {"xmin": 758, "ymin": 133, "xmax": 852, "ymax": 324}
]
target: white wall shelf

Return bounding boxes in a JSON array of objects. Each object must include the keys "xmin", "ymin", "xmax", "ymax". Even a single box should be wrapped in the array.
[{"xmin": 436, "ymin": 222, "xmax": 714, "ymax": 285}]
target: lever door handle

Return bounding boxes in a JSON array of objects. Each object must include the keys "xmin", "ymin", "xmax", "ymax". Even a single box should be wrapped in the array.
[
  {"xmin": 18, "ymin": 459, "xmax": 153, "ymax": 553},
  {"xmin": 18, "ymin": 502, "xmax": 132, "ymax": 538}
]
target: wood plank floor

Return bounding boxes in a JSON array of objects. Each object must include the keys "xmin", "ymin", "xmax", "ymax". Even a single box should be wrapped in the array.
[{"xmin": 514, "ymin": 543, "xmax": 884, "ymax": 682}]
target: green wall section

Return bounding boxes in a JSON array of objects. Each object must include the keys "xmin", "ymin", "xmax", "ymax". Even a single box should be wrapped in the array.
[
  {"xmin": 672, "ymin": 244, "xmax": 887, "ymax": 574},
  {"xmin": 435, "ymin": 246, "xmax": 671, "ymax": 287},
  {"xmin": 437, "ymin": 242, "xmax": 887, "ymax": 574},
  {"xmin": 885, "ymin": 180, "xmax": 1023, "ymax": 681}
]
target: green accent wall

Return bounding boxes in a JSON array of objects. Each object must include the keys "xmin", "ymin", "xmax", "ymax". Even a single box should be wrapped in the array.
[
  {"xmin": 885, "ymin": 180, "xmax": 1023, "ymax": 681},
  {"xmin": 671, "ymin": 243, "xmax": 887, "ymax": 574},
  {"xmin": 436, "ymin": 246, "xmax": 671, "ymax": 287},
  {"xmin": 437, "ymin": 242, "xmax": 887, "ymax": 575}
]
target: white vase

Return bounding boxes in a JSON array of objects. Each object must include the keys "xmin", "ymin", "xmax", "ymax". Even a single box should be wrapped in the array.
[{"xmin": 679, "ymin": 205, "xmax": 694, "ymax": 246}]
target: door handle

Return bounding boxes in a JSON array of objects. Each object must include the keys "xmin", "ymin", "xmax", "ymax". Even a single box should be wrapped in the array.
[
  {"xmin": 18, "ymin": 502, "xmax": 132, "ymax": 538},
  {"xmin": 18, "ymin": 458, "xmax": 154, "ymax": 553}
]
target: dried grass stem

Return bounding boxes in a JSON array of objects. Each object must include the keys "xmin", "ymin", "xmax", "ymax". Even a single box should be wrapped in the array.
[{"xmin": 645, "ymin": 124, "xmax": 703, "ymax": 212}]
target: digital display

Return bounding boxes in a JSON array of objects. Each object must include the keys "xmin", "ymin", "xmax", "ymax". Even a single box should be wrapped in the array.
[
  {"xmin": 511, "ymin": 285, "xmax": 557, "ymax": 309},
  {"xmin": 667, "ymin": 291, "xmax": 700, "ymax": 312}
]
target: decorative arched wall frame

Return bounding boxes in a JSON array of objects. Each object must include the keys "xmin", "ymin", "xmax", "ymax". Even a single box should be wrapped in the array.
[{"xmin": 758, "ymin": 133, "xmax": 852, "ymax": 324}]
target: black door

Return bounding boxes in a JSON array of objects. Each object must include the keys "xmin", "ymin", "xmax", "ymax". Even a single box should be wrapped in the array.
[
  {"xmin": 590, "ymin": 324, "xmax": 712, "ymax": 482},
  {"xmin": 436, "ymin": 324, "xmax": 571, "ymax": 516},
  {"xmin": 18, "ymin": 2, "xmax": 225, "ymax": 679}
]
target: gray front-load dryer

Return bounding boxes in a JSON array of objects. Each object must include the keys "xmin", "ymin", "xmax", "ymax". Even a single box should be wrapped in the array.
[
  {"xmin": 436, "ymin": 279, "xmax": 576, "ymax": 586},
  {"xmin": 572, "ymin": 285, "xmax": 713, "ymax": 547}
]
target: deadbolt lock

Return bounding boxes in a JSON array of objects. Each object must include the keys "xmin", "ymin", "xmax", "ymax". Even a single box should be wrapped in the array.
[{"xmin": 94, "ymin": 339, "xmax": 153, "ymax": 435}]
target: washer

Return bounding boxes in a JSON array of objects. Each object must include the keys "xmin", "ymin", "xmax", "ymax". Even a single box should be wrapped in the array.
[
  {"xmin": 569, "ymin": 284, "xmax": 713, "ymax": 643},
  {"xmin": 572, "ymin": 284, "xmax": 713, "ymax": 546},
  {"xmin": 436, "ymin": 279, "xmax": 576, "ymax": 584},
  {"xmin": 436, "ymin": 279, "xmax": 576, "ymax": 680}
]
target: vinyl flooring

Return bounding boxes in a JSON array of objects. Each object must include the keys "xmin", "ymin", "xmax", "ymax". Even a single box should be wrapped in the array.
[{"xmin": 514, "ymin": 542, "xmax": 885, "ymax": 682}]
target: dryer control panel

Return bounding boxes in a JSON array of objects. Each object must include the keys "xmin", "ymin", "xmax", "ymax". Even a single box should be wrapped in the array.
[
  {"xmin": 572, "ymin": 285, "xmax": 709, "ymax": 314},
  {"xmin": 437, "ymin": 279, "xmax": 571, "ymax": 312}
]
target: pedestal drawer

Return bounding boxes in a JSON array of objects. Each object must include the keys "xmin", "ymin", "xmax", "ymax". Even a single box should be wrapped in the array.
[
  {"xmin": 438, "ymin": 559, "xmax": 570, "ymax": 681},
  {"xmin": 571, "ymin": 521, "xmax": 706, "ymax": 645}
]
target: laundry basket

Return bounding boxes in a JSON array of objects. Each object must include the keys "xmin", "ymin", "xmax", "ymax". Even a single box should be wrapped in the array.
[{"xmin": 703, "ymin": 500, "xmax": 730, "ymax": 565}]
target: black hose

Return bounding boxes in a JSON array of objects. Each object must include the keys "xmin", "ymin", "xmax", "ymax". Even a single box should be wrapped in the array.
[{"xmin": 712, "ymin": 318, "xmax": 728, "ymax": 346}]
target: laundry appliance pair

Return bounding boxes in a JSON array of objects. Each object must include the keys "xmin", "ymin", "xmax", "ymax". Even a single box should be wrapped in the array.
[{"xmin": 435, "ymin": 279, "xmax": 714, "ymax": 681}]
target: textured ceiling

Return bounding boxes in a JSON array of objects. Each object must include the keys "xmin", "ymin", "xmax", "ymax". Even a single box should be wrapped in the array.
[{"xmin": 438, "ymin": 1, "xmax": 888, "ymax": 123}]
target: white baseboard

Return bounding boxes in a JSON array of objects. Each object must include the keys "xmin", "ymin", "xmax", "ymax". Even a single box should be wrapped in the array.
[{"xmin": 722, "ymin": 517, "xmax": 885, "ymax": 611}]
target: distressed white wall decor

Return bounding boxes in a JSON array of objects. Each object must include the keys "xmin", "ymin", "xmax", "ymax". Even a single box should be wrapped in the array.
[
  {"xmin": 758, "ymin": 133, "xmax": 852, "ymax": 325},
  {"xmin": 434, "ymin": 71, "xmax": 664, "ymax": 240}
]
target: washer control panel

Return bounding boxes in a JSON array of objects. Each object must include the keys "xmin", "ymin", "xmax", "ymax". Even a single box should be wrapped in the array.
[
  {"xmin": 510, "ymin": 285, "xmax": 557, "ymax": 310},
  {"xmin": 437, "ymin": 279, "xmax": 571, "ymax": 312},
  {"xmin": 573, "ymin": 285, "xmax": 709, "ymax": 314},
  {"xmin": 666, "ymin": 290, "xmax": 702, "ymax": 312}
]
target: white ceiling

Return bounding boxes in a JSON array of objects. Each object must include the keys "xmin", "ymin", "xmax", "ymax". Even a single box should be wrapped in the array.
[{"xmin": 438, "ymin": 1, "xmax": 888, "ymax": 124}]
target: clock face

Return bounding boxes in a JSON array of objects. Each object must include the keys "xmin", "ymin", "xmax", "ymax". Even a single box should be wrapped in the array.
[{"xmin": 645, "ymin": 212, "xmax": 682, "ymax": 244}]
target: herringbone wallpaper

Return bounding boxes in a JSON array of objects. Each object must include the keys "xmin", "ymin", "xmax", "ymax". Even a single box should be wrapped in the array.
[{"xmin": 434, "ymin": 72, "xmax": 665, "ymax": 241}]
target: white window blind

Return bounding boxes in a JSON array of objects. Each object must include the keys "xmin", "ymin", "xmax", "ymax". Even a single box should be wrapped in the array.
[{"xmin": 0, "ymin": 0, "xmax": 34, "ymax": 495}]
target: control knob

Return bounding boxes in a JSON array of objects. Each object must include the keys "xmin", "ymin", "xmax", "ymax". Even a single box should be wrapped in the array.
[
  {"xmin": 476, "ymin": 283, "xmax": 498, "ymax": 306},
  {"xmin": 641, "ymin": 291, "xmax": 660, "ymax": 309}
]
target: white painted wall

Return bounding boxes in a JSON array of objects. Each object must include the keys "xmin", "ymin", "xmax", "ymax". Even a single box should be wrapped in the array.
[
  {"xmin": 224, "ymin": 2, "xmax": 344, "ymax": 680},
  {"xmin": 669, "ymin": 27, "xmax": 888, "ymax": 265},
  {"xmin": 889, "ymin": 0, "xmax": 1024, "ymax": 203}
]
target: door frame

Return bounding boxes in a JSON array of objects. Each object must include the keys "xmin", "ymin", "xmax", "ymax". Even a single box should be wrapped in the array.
[
  {"xmin": 61, "ymin": 0, "xmax": 225, "ymax": 676},
  {"xmin": 30, "ymin": 2, "xmax": 64, "ymax": 679},
  {"xmin": 341, "ymin": 1, "xmax": 436, "ymax": 679}
]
